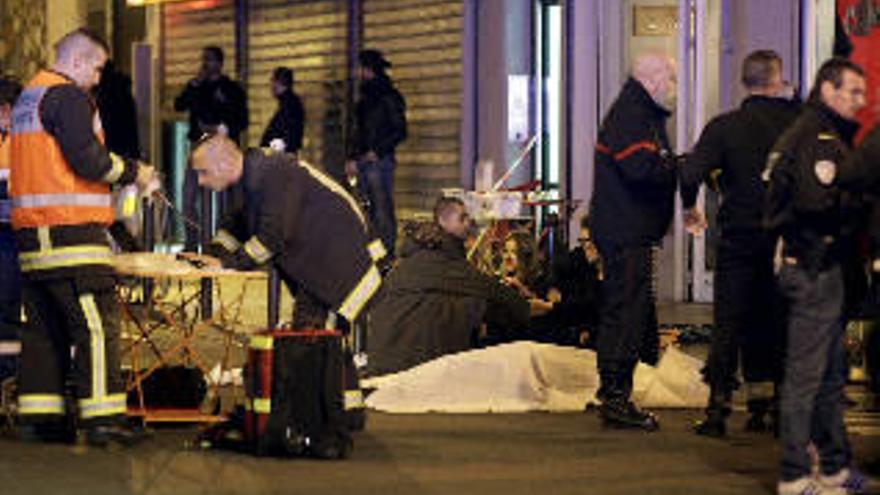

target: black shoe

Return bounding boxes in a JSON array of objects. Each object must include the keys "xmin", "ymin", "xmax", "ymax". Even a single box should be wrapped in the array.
[
  {"xmin": 84, "ymin": 424, "xmax": 148, "ymax": 448},
  {"xmin": 309, "ymin": 435, "xmax": 353, "ymax": 460},
  {"xmin": 598, "ymin": 400, "xmax": 660, "ymax": 431},
  {"xmin": 744, "ymin": 412, "xmax": 769, "ymax": 433},
  {"xmin": 19, "ymin": 423, "xmax": 76, "ymax": 444},
  {"xmin": 693, "ymin": 415, "xmax": 726, "ymax": 438}
]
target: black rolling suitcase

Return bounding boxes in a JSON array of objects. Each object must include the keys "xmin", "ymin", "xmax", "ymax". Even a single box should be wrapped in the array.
[{"xmin": 243, "ymin": 328, "xmax": 352, "ymax": 459}]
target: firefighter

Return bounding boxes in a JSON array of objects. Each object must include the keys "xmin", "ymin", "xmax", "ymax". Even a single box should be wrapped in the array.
[
  {"xmin": 588, "ymin": 52, "xmax": 678, "ymax": 431},
  {"xmin": 10, "ymin": 29, "xmax": 155, "ymax": 446},
  {"xmin": 189, "ymin": 134, "xmax": 384, "ymax": 332},
  {"xmin": 680, "ymin": 50, "xmax": 801, "ymax": 437}
]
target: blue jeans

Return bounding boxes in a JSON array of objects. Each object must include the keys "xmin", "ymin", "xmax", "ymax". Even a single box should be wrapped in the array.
[
  {"xmin": 777, "ymin": 263, "xmax": 849, "ymax": 481},
  {"xmin": 357, "ymin": 154, "xmax": 397, "ymax": 257}
]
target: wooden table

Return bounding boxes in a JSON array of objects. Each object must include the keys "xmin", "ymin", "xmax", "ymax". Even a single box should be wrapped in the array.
[{"xmin": 113, "ymin": 253, "xmax": 266, "ymax": 423}]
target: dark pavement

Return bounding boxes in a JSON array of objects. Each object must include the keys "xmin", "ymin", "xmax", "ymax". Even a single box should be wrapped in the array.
[{"xmin": 1, "ymin": 402, "xmax": 878, "ymax": 495}]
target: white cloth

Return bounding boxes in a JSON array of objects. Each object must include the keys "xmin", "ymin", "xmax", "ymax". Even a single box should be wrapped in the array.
[{"xmin": 363, "ymin": 342, "xmax": 708, "ymax": 413}]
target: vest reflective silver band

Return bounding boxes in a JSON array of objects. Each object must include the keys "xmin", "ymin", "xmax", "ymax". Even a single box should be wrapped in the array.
[{"xmin": 12, "ymin": 193, "xmax": 112, "ymax": 209}]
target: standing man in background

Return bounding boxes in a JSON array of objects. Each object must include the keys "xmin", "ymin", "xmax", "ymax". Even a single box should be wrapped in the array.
[
  {"xmin": 260, "ymin": 67, "xmax": 304, "ymax": 155},
  {"xmin": 346, "ymin": 49, "xmax": 407, "ymax": 259},
  {"xmin": 10, "ymin": 29, "xmax": 155, "ymax": 446},
  {"xmin": 589, "ymin": 52, "xmax": 678, "ymax": 431},
  {"xmin": 680, "ymin": 50, "xmax": 801, "ymax": 438},
  {"xmin": 174, "ymin": 45, "xmax": 248, "ymax": 250}
]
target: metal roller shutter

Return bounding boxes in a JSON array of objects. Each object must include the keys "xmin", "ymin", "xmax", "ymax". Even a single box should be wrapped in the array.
[
  {"xmin": 363, "ymin": 0, "xmax": 463, "ymax": 217},
  {"xmin": 161, "ymin": 0, "xmax": 238, "ymax": 116},
  {"xmin": 247, "ymin": 0, "xmax": 349, "ymax": 175}
]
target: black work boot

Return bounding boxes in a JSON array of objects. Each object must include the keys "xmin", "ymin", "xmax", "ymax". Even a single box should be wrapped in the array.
[
  {"xmin": 598, "ymin": 398, "xmax": 660, "ymax": 431},
  {"xmin": 693, "ymin": 390, "xmax": 731, "ymax": 438},
  {"xmin": 19, "ymin": 419, "xmax": 76, "ymax": 444},
  {"xmin": 745, "ymin": 396, "xmax": 771, "ymax": 433},
  {"xmin": 693, "ymin": 410, "xmax": 728, "ymax": 438},
  {"xmin": 83, "ymin": 423, "xmax": 148, "ymax": 448}
]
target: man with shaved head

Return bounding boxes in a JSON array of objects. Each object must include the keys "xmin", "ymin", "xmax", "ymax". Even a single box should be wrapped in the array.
[
  {"xmin": 9, "ymin": 28, "xmax": 154, "ymax": 446},
  {"xmin": 189, "ymin": 135, "xmax": 384, "ymax": 332},
  {"xmin": 588, "ymin": 52, "xmax": 677, "ymax": 430}
]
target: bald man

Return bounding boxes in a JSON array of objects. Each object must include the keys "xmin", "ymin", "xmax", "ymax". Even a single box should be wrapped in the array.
[
  {"xmin": 588, "ymin": 52, "xmax": 677, "ymax": 430},
  {"xmin": 189, "ymin": 135, "xmax": 384, "ymax": 331},
  {"xmin": 10, "ymin": 28, "xmax": 153, "ymax": 446}
]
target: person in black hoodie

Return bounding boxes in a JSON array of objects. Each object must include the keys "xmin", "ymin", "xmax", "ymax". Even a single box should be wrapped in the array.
[
  {"xmin": 764, "ymin": 58, "xmax": 868, "ymax": 495},
  {"xmin": 365, "ymin": 197, "xmax": 529, "ymax": 376},
  {"xmin": 588, "ymin": 52, "xmax": 677, "ymax": 431},
  {"xmin": 345, "ymin": 49, "xmax": 407, "ymax": 258},
  {"xmin": 679, "ymin": 50, "xmax": 801, "ymax": 438},
  {"xmin": 260, "ymin": 67, "xmax": 304, "ymax": 154}
]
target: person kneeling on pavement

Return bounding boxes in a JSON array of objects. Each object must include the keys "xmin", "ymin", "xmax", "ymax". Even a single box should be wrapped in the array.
[{"xmin": 365, "ymin": 197, "xmax": 531, "ymax": 376}]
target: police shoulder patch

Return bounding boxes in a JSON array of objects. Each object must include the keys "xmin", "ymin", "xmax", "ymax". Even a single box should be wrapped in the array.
[{"xmin": 814, "ymin": 159, "xmax": 836, "ymax": 186}]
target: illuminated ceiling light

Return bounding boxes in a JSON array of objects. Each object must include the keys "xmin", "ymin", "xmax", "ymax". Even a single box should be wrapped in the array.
[{"xmin": 126, "ymin": 0, "xmax": 214, "ymax": 7}]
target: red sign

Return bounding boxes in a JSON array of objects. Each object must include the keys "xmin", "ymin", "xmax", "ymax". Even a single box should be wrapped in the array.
[{"xmin": 838, "ymin": 0, "xmax": 880, "ymax": 141}]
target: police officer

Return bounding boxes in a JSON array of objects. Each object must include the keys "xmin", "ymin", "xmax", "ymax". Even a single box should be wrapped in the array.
[
  {"xmin": 764, "ymin": 57, "xmax": 867, "ymax": 495},
  {"xmin": 10, "ymin": 29, "xmax": 155, "ymax": 445},
  {"xmin": 589, "ymin": 52, "xmax": 677, "ymax": 430},
  {"xmin": 680, "ymin": 50, "xmax": 801, "ymax": 437}
]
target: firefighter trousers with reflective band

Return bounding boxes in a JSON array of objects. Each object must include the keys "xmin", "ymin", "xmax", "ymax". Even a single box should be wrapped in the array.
[{"xmin": 17, "ymin": 277, "xmax": 126, "ymax": 425}]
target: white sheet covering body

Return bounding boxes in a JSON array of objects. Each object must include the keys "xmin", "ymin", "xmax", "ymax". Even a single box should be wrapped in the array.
[{"xmin": 363, "ymin": 342, "xmax": 708, "ymax": 413}]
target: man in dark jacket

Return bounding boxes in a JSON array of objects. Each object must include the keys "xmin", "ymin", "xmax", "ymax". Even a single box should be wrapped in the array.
[
  {"xmin": 174, "ymin": 46, "xmax": 248, "ymax": 250},
  {"xmin": 0, "ymin": 77, "xmax": 21, "ymax": 377},
  {"xmin": 260, "ymin": 67, "xmax": 304, "ymax": 154},
  {"xmin": 365, "ymin": 197, "xmax": 530, "ymax": 376},
  {"xmin": 191, "ymin": 135, "xmax": 384, "ymax": 329},
  {"xmin": 764, "ymin": 58, "xmax": 868, "ymax": 495},
  {"xmin": 589, "ymin": 52, "xmax": 677, "ymax": 431},
  {"xmin": 680, "ymin": 50, "xmax": 801, "ymax": 437},
  {"xmin": 345, "ymin": 49, "xmax": 407, "ymax": 258}
]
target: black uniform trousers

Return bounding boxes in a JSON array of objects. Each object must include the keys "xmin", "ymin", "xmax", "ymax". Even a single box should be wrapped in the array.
[
  {"xmin": 704, "ymin": 231, "xmax": 784, "ymax": 412},
  {"xmin": 595, "ymin": 242, "xmax": 658, "ymax": 402},
  {"xmin": 282, "ymin": 278, "xmax": 365, "ymax": 421},
  {"xmin": 18, "ymin": 275, "xmax": 126, "ymax": 425}
]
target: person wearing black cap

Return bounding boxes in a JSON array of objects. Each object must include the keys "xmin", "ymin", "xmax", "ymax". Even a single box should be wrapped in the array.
[
  {"xmin": 260, "ymin": 67, "xmax": 305, "ymax": 154},
  {"xmin": 346, "ymin": 49, "xmax": 407, "ymax": 258}
]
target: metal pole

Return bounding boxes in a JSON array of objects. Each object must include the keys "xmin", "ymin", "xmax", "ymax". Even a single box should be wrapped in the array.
[
  {"xmin": 200, "ymin": 188, "xmax": 213, "ymax": 319},
  {"xmin": 142, "ymin": 197, "xmax": 155, "ymax": 305},
  {"xmin": 267, "ymin": 267, "xmax": 280, "ymax": 328}
]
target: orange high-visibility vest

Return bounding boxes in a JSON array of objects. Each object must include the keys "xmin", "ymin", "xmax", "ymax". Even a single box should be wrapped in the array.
[
  {"xmin": 0, "ymin": 132, "xmax": 9, "ymax": 182},
  {"xmin": 10, "ymin": 70, "xmax": 113, "ymax": 229}
]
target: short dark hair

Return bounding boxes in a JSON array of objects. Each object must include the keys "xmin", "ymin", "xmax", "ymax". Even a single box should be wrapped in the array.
[
  {"xmin": 0, "ymin": 77, "xmax": 22, "ymax": 106},
  {"xmin": 741, "ymin": 50, "xmax": 782, "ymax": 89},
  {"xmin": 203, "ymin": 46, "xmax": 224, "ymax": 64},
  {"xmin": 272, "ymin": 67, "xmax": 293, "ymax": 88},
  {"xmin": 808, "ymin": 57, "xmax": 865, "ymax": 102},
  {"xmin": 433, "ymin": 196, "xmax": 464, "ymax": 223}
]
